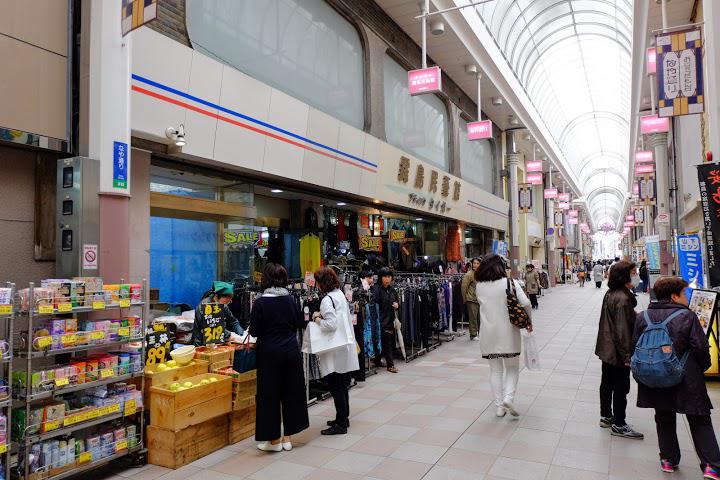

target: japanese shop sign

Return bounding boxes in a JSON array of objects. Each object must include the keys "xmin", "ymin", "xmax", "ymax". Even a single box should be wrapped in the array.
[
  {"xmin": 113, "ymin": 141, "xmax": 128, "ymax": 189},
  {"xmin": 519, "ymin": 183, "xmax": 533, "ymax": 214},
  {"xmin": 638, "ymin": 174, "xmax": 657, "ymax": 206},
  {"xmin": 635, "ymin": 163, "xmax": 655, "ymax": 175},
  {"xmin": 397, "ymin": 156, "xmax": 459, "ymax": 215},
  {"xmin": 635, "ymin": 151, "xmax": 654, "ymax": 163},
  {"xmin": 633, "ymin": 207, "xmax": 645, "ymax": 225},
  {"xmin": 697, "ymin": 164, "xmax": 720, "ymax": 287},
  {"xmin": 544, "ymin": 188, "xmax": 558, "ymax": 199},
  {"xmin": 467, "ymin": 120, "xmax": 493, "ymax": 140},
  {"xmin": 646, "ymin": 235, "xmax": 661, "ymax": 274},
  {"xmin": 568, "ymin": 209, "xmax": 579, "ymax": 218},
  {"xmin": 197, "ymin": 303, "xmax": 226, "ymax": 345},
  {"xmin": 677, "ymin": 234, "xmax": 704, "ymax": 289},
  {"xmin": 646, "ymin": 47, "xmax": 657, "ymax": 75},
  {"xmin": 554, "ymin": 210, "xmax": 564, "ymax": 227},
  {"xmin": 568, "ymin": 218, "xmax": 578, "ymax": 225},
  {"xmin": 656, "ymin": 28, "xmax": 704, "ymax": 117},
  {"xmin": 558, "ymin": 193, "xmax": 570, "ymax": 202},
  {"xmin": 640, "ymin": 114, "xmax": 670, "ymax": 134},
  {"xmin": 558, "ymin": 202, "xmax": 570, "ymax": 210},
  {"xmin": 145, "ymin": 323, "xmax": 174, "ymax": 366},
  {"xmin": 526, "ymin": 172, "xmax": 543, "ymax": 185},
  {"xmin": 408, "ymin": 66, "xmax": 442, "ymax": 95},
  {"xmin": 359, "ymin": 235, "xmax": 382, "ymax": 252},
  {"xmin": 492, "ymin": 239, "xmax": 508, "ymax": 257},
  {"xmin": 526, "ymin": 161, "xmax": 543, "ymax": 173}
]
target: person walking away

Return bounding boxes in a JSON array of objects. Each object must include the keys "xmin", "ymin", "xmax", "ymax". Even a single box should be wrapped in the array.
[
  {"xmin": 250, "ymin": 263, "xmax": 309, "ymax": 452},
  {"xmin": 372, "ymin": 267, "xmax": 399, "ymax": 373},
  {"xmin": 577, "ymin": 263, "xmax": 587, "ymax": 287},
  {"xmin": 524, "ymin": 264, "xmax": 541, "ymax": 309},
  {"xmin": 595, "ymin": 260, "xmax": 644, "ymax": 439},
  {"xmin": 638, "ymin": 260, "xmax": 650, "ymax": 294},
  {"xmin": 313, "ymin": 267, "xmax": 360, "ymax": 435},
  {"xmin": 593, "ymin": 262, "xmax": 605, "ymax": 288},
  {"xmin": 476, "ymin": 254, "xmax": 533, "ymax": 417},
  {"xmin": 462, "ymin": 258, "xmax": 481, "ymax": 341},
  {"xmin": 632, "ymin": 277, "xmax": 720, "ymax": 477}
]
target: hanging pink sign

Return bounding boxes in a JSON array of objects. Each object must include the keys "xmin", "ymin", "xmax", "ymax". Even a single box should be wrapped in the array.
[
  {"xmin": 526, "ymin": 161, "xmax": 543, "ymax": 172},
  {"xmin": 467, "ymin": 120, "xmax": 493, "ymax": 140},
  {"xmin": 646, "ymin": 47, "xmax": 657, "ymax": 75},
  {"xmin": 635, "ymin": 151, "xmax": 654, "ymax": 163},
  {"xmin": 633, "ymin": 182, "xmax": 639, "ymax": 195},
  {"xmin": 640, "ymin": 114, "xmax": 670, "ymax": 134},
  {"xmin": 635, "ymin": 163, "xmax": 655, "ymax": 175},
  {"xmin": 544, "ymin": 188, "xmax": 558, "ymax": 199},
  {"xmin": 408, "ymin": 66, "xmax": 442, "ymax": 95},
  {"xmin": 568, "ymin": 209, "xmax": 579, "ymax": 218},
  {"xmin": 624, "ymin": 221, "xmax": 635, "ymax": 227},
  {"xmin": 559, "ymin": 202, "xmax": 570, "ymax": 210},
  {"xmin": 558, "ymin": 193, "xmax": 570, "ymax": 202},
  {"xmin": 569, "ymin": 218, "xmax": 578, "ymax": 225},
  {"xmin": 526, "ymin": 172, "xmax": 543, "ymax": 184}
]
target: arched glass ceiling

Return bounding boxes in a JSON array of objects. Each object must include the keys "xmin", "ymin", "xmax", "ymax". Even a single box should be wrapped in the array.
[{"xmin": 473, "ymin": 0, "xmax": 632, "ymax": 225}]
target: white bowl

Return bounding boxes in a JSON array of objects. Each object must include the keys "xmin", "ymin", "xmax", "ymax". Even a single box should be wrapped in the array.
[{"xmin": 170, "ymin": 345, "xmax": 195, "ymax": 366}]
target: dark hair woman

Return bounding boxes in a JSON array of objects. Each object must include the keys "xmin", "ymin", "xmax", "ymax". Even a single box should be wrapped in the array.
[
  {"xmin": 638, "ymin": 260, "xmax": 650, "ymax": 293},
  {"xmin": 474, "ymin": 254, "xmax": 533, "ymax": 418},
  {"xmin": 595, "ymin": 260, "xmax": 643, "ymax": 439},
  {"xmin": 192, "ymin": 281, "xmax": 243, "ymax": 346},
  {"xmin": 372, "ymin": 267, "xmax": 400, "ymax": 373},
  {"xmin": 249, "ymin": 263, "xmax": 309, "ymax": 452},
  {"xmin": 313, "ymin": 267, "xmax": 359, "ymax": 435},
  {"xmin": 633, "ymin": 277, "xmax": 720, "ymax": 477}
]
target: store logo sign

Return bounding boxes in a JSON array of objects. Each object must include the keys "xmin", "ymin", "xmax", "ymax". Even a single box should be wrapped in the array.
[
  {"xmin": 640, "ymin": 114, "xmax": 670, "ymax": 134},
  {"xmin": 408, "ymin": 66, "xmax": 442, "ymax": 95},
  {"xmin": 467, "ymin": 120, "xmax": 492, "ymax": 140}
]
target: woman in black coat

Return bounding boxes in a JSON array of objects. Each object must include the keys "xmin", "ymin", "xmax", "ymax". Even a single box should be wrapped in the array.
[
  {"xmin": 249, "ymin": 263, "xmax": 309, "ymax": 452},
  {"xmin": 632, "ymin": 277, "xmax": 720, "ymax": 477}
]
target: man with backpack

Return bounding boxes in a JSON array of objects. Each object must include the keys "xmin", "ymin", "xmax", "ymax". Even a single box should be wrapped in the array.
[{"xmin": 631, "ymin": 277, "xmax": 720, "ymax": 479}]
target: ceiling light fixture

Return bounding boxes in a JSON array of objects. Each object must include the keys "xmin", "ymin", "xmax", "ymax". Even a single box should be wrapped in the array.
[
  {"xmin": 509, "ymin": 116, "xmax": 520, "ymax": 126},
  {"xmin": 270, "ymin": 189, "xmax": 283, "ymax": 193},
  {"xmin": 491, "ymin": 97, "xmax": 503, "ymax": 106},
  {"xmin": 165, "ymin": 124, "xmax": 186, "ymax": 147},
  {"xmin": 415, "ymin": 218, "xmax": 423, "ymax": 221},
  {"xmin": 430, "ymin": 20, "xmax": 445, "ymax": 35},
  {"xmin": 337, "ymin": 202, "xmax": 347, "ymax": 206}
]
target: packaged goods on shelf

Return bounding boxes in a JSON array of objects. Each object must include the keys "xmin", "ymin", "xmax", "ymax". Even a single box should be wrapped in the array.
[
  {"xmin": 28, "ymin": 316, "xmax": 141, "ymax": 353},
  {"xmin": 0, "ymin": 288, "xmax": 10, "ymax": 306},
  {"xmin": 72, "ymin": 277, "xmax": 104, "ymax": 302},
  {"xmin": 18, "ymin": 288, "xmax": 53, "ymax": 311}
]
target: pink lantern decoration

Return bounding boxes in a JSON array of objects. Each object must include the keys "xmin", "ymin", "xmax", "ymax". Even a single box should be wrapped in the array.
[
  {"xmin": 526, "ymin": 172, "xmax": 543, "ymax": 185},
  {"xmin": 635, "ymin": 151, "xmax": 654, "ymax": 163},
  {"xmin": 646, "ymin": 47, "xmax": 657, "ymax": 75},
  {"xmin": 640, "ymin": 115, "xmax": 670, "ymax": 135},
  {"xmin": 635, "ymin": 163, "xmax": 655, "ymax": 175},
  {"xmin": 544, "ymin": 188, "xmax": 558, "ymax": 199},
  {"xmin": 526, "ymin": 160, "xmax": 543, "ymax": 172}
]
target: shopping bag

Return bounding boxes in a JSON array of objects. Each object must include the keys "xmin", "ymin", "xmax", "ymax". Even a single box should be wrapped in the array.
[
  {"xmin": 522, "ymin": 331, "xmax": 541, "ymax": 371},
  {"xmin": 394, "ymin": 315, "xmax": 406, "ymax": 360},
  {"xmin": 233, "ymin": 335, "xmax": 257, "ymax": 372},
  {"xmin": 301, "ymin": 294, "xmax": 355, "ymax": 354}
]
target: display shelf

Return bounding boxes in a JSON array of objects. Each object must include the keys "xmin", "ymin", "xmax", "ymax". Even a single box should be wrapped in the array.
[
  {"xmin": 29, "ymin": 302, "xmax": 145, "ymax": 316},
  {"xmin": 18, "ymin": 372, "xmax": 143, "ymax": 401},
  {"xmin": 19, "ymin": 337, "xmax": 144, "ymax": 358},
  {"xmin": 30, "ymin": 445, "xmax": 143, "ymax": 480},
  {"xmin": 25, "ymin": 406, "xmax": 144, "ymax": 445},
  {"xmin": 1, "ymin": 282, "xmax": 15, "ymax": 480}
]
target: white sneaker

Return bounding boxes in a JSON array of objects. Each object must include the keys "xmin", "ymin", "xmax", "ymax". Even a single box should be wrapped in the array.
[
  {"xmin": 495, "ymin": 406, "xmax": 507, "ymax": 417},
  {"xmin": 502, "ymin": 400, "xmax": 520, "ymax": 417},
  {"xmin": 257, "ymin": 442, "xmax": 283, "ymax": 452},
  {"xmin": 471, "ymin": 337, "xmax": 480, "ymax": 342},
  {"xmin": 282, "ymin": 442, "xmax": 292, "ymax": 451}
]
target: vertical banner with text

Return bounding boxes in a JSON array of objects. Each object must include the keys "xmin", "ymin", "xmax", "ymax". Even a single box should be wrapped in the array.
[{"xmin": 697, "ymin": 164, "xmax": 720, "ymax": 287}]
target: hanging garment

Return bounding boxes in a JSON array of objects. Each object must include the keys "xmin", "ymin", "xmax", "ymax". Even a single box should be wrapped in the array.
[
  {"xmin": 363, "ymin": 303, "xmax": 382, "ymax": 359},
  {"xmin": 337, "ymin": 213, "xmax": 347, "ymax": 242},
  {"xmin": 348, "ymin": 212, "xmax": 359, "ymax": 252},
  {"xmin": 299, "ymin": 234, "xmax": 321, "ymax": 276}
]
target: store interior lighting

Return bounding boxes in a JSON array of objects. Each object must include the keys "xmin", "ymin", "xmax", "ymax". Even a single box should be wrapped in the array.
[
  {"xmin": 270, "ymin": 189, "xmax": 283, "ymax": 193},
  {"xmin": 336, "ymin": 202, "xmax": 347, "ymax": 206}
]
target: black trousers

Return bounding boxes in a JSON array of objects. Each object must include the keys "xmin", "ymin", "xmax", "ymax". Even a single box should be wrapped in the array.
[
  {"xmin": 596, "ymin": 281, "xmax": 602, "ymax": 288},
  {"xmin": 655, "ymin": 410, "xmax": 720, "ymax": 469},
  {"xmin": 599, "ymin": 362, "xmax": 631, "ymax": 426},
  {"xmin": 255, "ymin": 347, "xmax": 310, "ymax": 441},
  {"xmin": 375, "ymin": 329, "xmax": 395, "ymax": 368},
  {"xmin": 325, "ymin": 372, "xmax": 350, "ymax": 428},
  {"xmin": 528, "ymin": 294, "xmax": 538, "ymax": 308}
]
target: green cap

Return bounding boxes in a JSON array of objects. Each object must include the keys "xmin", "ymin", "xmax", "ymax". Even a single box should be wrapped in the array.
[{"xmin": 213, "ymin": 281, "xmax": 234, "ymax": 296}]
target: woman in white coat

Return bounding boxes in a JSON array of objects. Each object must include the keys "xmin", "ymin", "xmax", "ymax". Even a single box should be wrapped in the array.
[
  {"xmin": 476, "ymin": 254, "xmax": 533, "ymax": 417},
  {"xmin": 312, "ymin": 267, "xmax": 359, "ymax": 435}
]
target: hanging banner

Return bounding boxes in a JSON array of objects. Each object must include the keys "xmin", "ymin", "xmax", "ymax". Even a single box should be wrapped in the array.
[
  {"xmin": 646, "ymin": 235, "xmax": 661, "ymax": 274},
  {"xmin": 677, "ymin": 233, "xmax": 705, "ymax": 289},
  {"xmin": 656, "ymin": 28, "xmax": 704, "ymax": 117},
  {"xmin": 697, "ymin": 164, "xmax": 720, "ymax": 287},
  {"xmin": 122, "ymin": 0, "xmax": 158, "ymax": 37},
  {"xmin": 519, "ymin": 183, "xmax": 533, "ymax": 214},
  {"xmin": 408, "ymin": 66, "xmax": 442, "ymax": 95},
  {"xmin": 638, "ymin": 174, "xmax": 657, "ymax": 206},
  {"xmin": 467, "ymin": 120, "xmax": 493, "ymax": 140},
  {"xmin": 633, "ymin": 206, "xmax": 645, "ymax": 226},
  {"xmin": 526, "ymin": 172, "xmax": 543, "ymax": 185},
  {"xmin": 554, "ymin": 209, "xmax": 564, "ymax": 228},
  {"xmin": 389, "ymin": 229, "xmax": 406, "ymax": 243},
  {"xmin": 558, "ymin": 193, "xmax": 570, "ymax": 202},
  {"xmin": 359, "ymin": 235, "xmax": 382, "ymax": 252},
  {"xmin": 544, "ymin": 188, "xmax": 558, "ymax": 199}
]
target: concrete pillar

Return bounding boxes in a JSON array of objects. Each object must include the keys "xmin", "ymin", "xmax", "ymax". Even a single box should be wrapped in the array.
[
  {"xmin": 650, "ymin": 131, "xmax": 672, "ymax": 274},
  {"xmin": 507, "ymin": 153, "xmax": 521, "ymax": 277},
  {"xmin": 87, "ymin": 0, "xmax": 132, "ymax": 282}
]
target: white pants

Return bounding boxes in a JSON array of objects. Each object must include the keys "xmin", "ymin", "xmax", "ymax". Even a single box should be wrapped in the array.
[{"xmin": 488, "ymin": 356, "xmax": 520, "ymax": 407}]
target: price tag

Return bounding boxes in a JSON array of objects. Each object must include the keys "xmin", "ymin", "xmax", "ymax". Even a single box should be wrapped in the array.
[
  {"xmin": 55, "ymin": 377, "xmax": 70, "ymax": 387},
  {"xmin": 61, "ymin": 334, "xmax": 77, "ymax": 345},
  {"xmin": 115, "ymin": 439, "xmax": 128, "ymax": 452},
  {"xmin": 37, "ymin": 336, "xmax": 53, "ymax": 349},
  {"xmin": 90, "ymin": 331, "xmax": 105, "ymax": 340},
  {"xmin": 78, "ymin": 451, "xmax": 92, "ymax": 464},
  {"xmin": 0, "ymin": 305, "xmax": 11, "ymax": 315},
  {"xmin": 38, "ymin": 305, "xmax": 54, "ymax": 314},
  {"xmin": 58, "ymin": 303, "xmax": 72, "ymax": 313},
  {"xmin": 119, "ymin": 299, "xmax": 131, "ymax": 308},
  {"xmin": 63, "ymin": 415, "xmax": 81, "ymax": 427},
  {"xmin": 44, "ymin": 420, "xmax": 60, "ymax": 431},
  {"xmin": 100, "ymin": 368, "xmax": 114, "ymax": 379},
  {"xmin": 92, "ymin": 300, "xmax": 105, "ymax": 310},
  {"xmin": 124, "ymin": 399, "xmax": 136, "ymax": 416},
  {"xmin": 118, "ymin": 327, "xmax": 130, "ymax": 337},
  {"xmin": 0, "ymin": 443, "xmax": 7, "ymax": 454}
]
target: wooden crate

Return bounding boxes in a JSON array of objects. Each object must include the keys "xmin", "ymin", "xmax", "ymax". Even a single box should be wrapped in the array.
[
  {"xmin": 144, "ymin": 359, "xmax": 209, "ymax": 403},
  {"xmin": 150, "ymin": 373, "xmax": 232, "ymax": 431},
  {"xmin": 194, "ymin": 345, "xmax": 234, "ymax": 365},
  {"xmin": 228, "ymin": 405, "xmax": 256, "ymax": 444},
  {"xmin": 148, "ymin": 414, "xmax": 229, "ymax": 469},
  {"xmin": 231, "ymin": 369, "xmax": 256, "ymax": 410}
]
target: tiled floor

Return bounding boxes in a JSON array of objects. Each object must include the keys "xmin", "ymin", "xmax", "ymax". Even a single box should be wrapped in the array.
[{"xmin": 101, "ymin": 284, "xmax": 720, "ymax": 480}]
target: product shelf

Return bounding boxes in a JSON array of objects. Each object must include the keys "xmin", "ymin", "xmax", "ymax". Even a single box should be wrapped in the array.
[
  {"xmin": 25, "ymin": 406, "xmax": 144, "ymax": 445},
  {"xmin": 29, "ymin": 444, "xmax": 143, "ymax": 480},
  {"xmin": 19, "ymin": 337, "xmax": 144, "ymax": 358},
  {"xmin": 28, "ymin": 302, "xmax": 145, "ymax": 317},
  {"xmin": 18, "ymin": 372, "xmax": 143, "ymax": 402}
]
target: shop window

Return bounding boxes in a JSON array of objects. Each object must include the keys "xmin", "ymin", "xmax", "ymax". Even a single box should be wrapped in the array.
[
  {"xmin": 459, "ymin": 117, "xmax": 494, "ymax": 193},
  {"xmin": 384, "ymin": 55, "xmax": 448, "ymax": 170},
  {"xmin": 186, "ymin": 0, "xmax": 364, "ymax": 129}
]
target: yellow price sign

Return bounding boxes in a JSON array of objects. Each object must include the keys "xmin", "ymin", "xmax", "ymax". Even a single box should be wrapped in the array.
[
  {"xmin": 44, "ymin": 420, "xmax": 60, "ymax": 431},
  {"xmin": 38, "ymin": 305, "xmax": 54, "ymax": 314},
  {"xmin": 115, "ymin": 439, "xmax": 128, "ymax": 452},
  {"xmin": 0, "ymin": 443, "xmax": 7, "ymax": 454},
  {"xmin": 119, "ymin": 299, "xmax": 131, "ymax": 308},
  {"xmin": 92, "ymin": 300, "xmax": 106, "ymax": 310},
  {"xmin": 55, "ymin": 377, "xmax": 70, "ymax": 387},
  {"xmin": 57, "ymin": 303, "xmax": 73, "ymax": 313},
  {"xmin": 37, "ymin": 336, "xmax": 53, "ymax": 349},
  {"xmin": 61, "ymin": 334, "xmax": 77, "ymax": 346},
  {"xmin": 78, "ymin": 451, "xmax": 92, "ymax": 464},
  {"xmin": 0, "ymin": 305, "xmax": 11, "ymax": 315},
  {"xmin": 90, "ymin": 331, "xmax": 105, "ymax": 340},
  {"xmin": 124, "ymin": 400, "xmax": 136, "ymax": 416},
  {"xmin": 118, "ymin": 327, "xmax": 130, "ymax": 337},
  {"xmin": 100, "ymin": 368, "xmax": 114, "ymax": 379},
  {"xmin": 63, "ymin": 415, "xmax": 81, "ymax": 427}
]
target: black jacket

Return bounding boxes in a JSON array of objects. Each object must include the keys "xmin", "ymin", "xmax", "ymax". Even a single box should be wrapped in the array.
[
  {"xmin": 595, "ymin": 287, "xmax": 637, "ymax": 366},
  {"xmin": 192, "ymin": 298, "xmax": 243, "ymax": 346},
  {"xmin": 372, "ymin": 284, "xmax": 399, "ymax": 330},
  {"xmin": 633, "ymin": 301, "xmax": 713, "ymax": 415}
]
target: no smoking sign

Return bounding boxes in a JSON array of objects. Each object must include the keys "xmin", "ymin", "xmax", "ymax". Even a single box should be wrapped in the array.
[{"xmin": 83, "ymin": 244, "xmax": 98, "ymax": 270}]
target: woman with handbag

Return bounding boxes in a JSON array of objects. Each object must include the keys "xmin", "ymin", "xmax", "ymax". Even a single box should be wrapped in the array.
[
  {"xmin": 249, "ymin": 263, "xmax": 309, "ymax": 452},
  {"xmin": 313, "ymin": 267, "xmax": 360, "ymax": 435},
  {"xmin": 476, "ymin": 254, "xmax": 533, "ymax": 418}
]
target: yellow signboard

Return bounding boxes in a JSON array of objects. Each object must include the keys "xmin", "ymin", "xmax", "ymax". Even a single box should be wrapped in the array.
[{"xmin": 359, "ymin": 235, "xmax": 382, "ymax": 252}]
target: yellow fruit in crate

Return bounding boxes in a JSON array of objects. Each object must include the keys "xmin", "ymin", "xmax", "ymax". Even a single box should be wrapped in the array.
[
  {"xmin": 169, "ymin": 383, "xmax": 180, "ymax": 392},
  {"xmin": 199, "ymin": 379, "xmax": 210, "ymax": 385},
  {"xmin": 145, "ymin": 369, "xmax": 154, "ymax": 375},
  {"xmin": 182, "ymin": 381, "xmax": 193, "ymax": 388},
  {"xmin": 176, "ymin": 386, "xmax": 187, "ymax": 391},
  {"xmin": 156, "ymin": 363, "xmax": 168, "ymax": 371},
  {"xmin": 167, "ymin": 360, "xmax": 177, "ymax": 368},
  {"xmin": 208, "ymin": 377, "xmax": 218, "ymax": 383}
]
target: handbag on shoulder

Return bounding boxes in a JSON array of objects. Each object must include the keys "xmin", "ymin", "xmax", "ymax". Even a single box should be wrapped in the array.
[{"xmin": 506, "ymin": 278, "xmax": 531, "ymax": 329}]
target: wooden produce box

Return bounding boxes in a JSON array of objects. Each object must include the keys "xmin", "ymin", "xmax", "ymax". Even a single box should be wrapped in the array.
[
  {"xmin": 232, "ymin": 370, "xmax": 257, "ymax": 411},
  {"xmin": 144, "ymin": 359, "xmax": 209, "ymax": 403},
  {"xmin": 150, "ymin": 373, "xmax": 232, "ymax": 431},
  {"xmin": 194, "ymin": 345, "xmax": 234, "ymax": 365},
  {"xmin": 228, "ymin": 405, "xmax": 256, "ymax": 444},
  {"xmin": 148, "ymin": 414, "xmax": 229, "ymax": 469}
]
